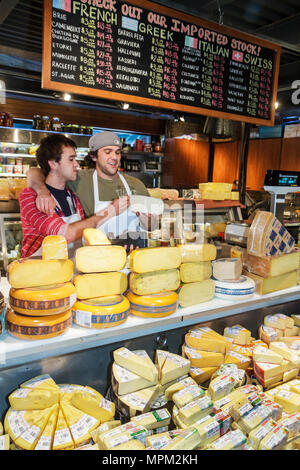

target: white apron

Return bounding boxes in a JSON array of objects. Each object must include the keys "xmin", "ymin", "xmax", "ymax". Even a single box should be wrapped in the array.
[{"xmin": 93, "ymin": 170, "xmax": 144, "ymax": 237}]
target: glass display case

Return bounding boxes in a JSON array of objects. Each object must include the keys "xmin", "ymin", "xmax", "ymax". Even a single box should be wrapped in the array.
[{"xmin": 0, "ymin": 213, "xmax": 22, "ymax": 274}]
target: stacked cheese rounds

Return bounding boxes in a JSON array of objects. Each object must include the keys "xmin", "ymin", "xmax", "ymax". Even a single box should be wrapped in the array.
[
  {"xmin": 7, "ymin": 236, "xmax": 74, "ymax": 340},
  {"xmin": 127, "ymin": 246, "xmax": 181, "ymax": 318},
  {"xmin": 177, "ymin": 244, "xmax": 216, "ymax": 308},
  {"xmin": 4, "ymin": 373, "xmax": 114, "ymax": 450},
  {"xmin": 72, "ymin": 229, "xmax": 129, "ymax": 329}
]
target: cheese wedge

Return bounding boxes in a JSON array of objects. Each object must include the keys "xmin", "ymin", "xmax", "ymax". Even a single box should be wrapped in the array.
[
  {"xmin": 224, "ymin": 350, "xmax": 251, "ymax": 370},
  {"xmin": 111, "ymin": 363, "xmax": 157, "ymax": 396},
  {"xmin": 72, "ymin": 391, "xmax": 115, "ymax": 422},
  {"xmin": 223, "ymin": 325, "xmax": 251, "ymax": 346},
  {"xmin": 113, "ymin": 347, "xmax": 158, "ymax": 383},
  {"xmin": 178, "ymin": 279, "xmax": 215, "ymax": 307},
  {"xmin": 253, "ymin": 346, "xmax": 283, "ymax": 364},
  {"xmin": 113, "ymin": 385, "xmax": 161, "ymax": 418},
  {"xmin": 274, "ymin": 390, "xmax": 300, "ymax": 413},
  {"xmin": 42, "ymin": 235, "xmax": 68, "ymax": 260},
  {"xmin": 172, "ymin": 385, "xmax": 205, "ymax": 408},
  {"xmin": 129, "ymin": 247, "xmax": 181, "ymax": 273},
  {"xmin": 8, "ymin": 387, "xmax": 60, "ymax": 410},
  {"xmin": 177, "ymin": 244, "xmax": 216, "ymax": 262},
  {"xmin": 254, "ymin": 361, "xmax": 284, "ymax": 379},
  {"xmin": 189, "ymin": 366, "xmax": 219, "ymax": 384},
  {"xmin": 185, "ymin": 331, "xmax": 228, "ymax": 354},
  {"xmin": 52, "ymin": 408, "xmax": 74, "ymax": 450},
  {"xmin": 75, "ymin": 245, "xmax": 127, "ymax": 273},
  {"xmin": 158, "ymin": 351, "xmax": 190, "ymax": 385},
  {"xmin": 208, "ymin": 376, "xmax": 236, "ymax": 401},
  {"xmin": 61, "ymin": 402, "xmax": 99, "ymax": 448},
  {"xmin": 259, "ymin": 325, "xmax": 282, "ymax": 345},
  {"xmin": 179, "ymin": 261, "xmax": 212, "ymax": 283},
  {"xmin": 212, "ymin": 258, "xmax": 242, "ymax": 281},
  {"xmin": 82, "ymin": 228, "xmax": 111, "ymax": 245},
  {"xmin": 245, "ymin": 270, "xmax": 297, "ymax": 295},
  {"xmin": 264, "ymin": 313, "xmax": 290, "ymax": 330},
  {"xmin": 164, "ymin": 376, "xmax": 198, "ymax": 401},
  {"xmin": 129, "ymin": 269, "xmax": 180, "ymax": 295},
  {"xmin": 34, "ymin": 404, "xmax": 59, "ymax": 450},
  {"xmin": 7, "ymin": 259, "xmax": 74, "ymax": 289},
  {"xmin": 20, "ymin": 374, "xmax": 59, "ymax": 392},
  {"xmin": 73, "ymin": 272, "xmax": 128, "ymax": 299},
  {"xmin": 246, "ymin": 251, "xmax": 300, "ymax": 277},
  {"xmin": 178, "ymin": 396, "xmax": 213, "ymax": 426},
  {"xmin": 182, "ymin": 344, "xmax": 224, "ymax": 368}
]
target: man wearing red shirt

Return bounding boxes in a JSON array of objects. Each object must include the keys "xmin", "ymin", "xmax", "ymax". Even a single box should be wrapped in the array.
[{"xmin": 19, "ymin": 134, "xmax": 124, "ymax": 257}]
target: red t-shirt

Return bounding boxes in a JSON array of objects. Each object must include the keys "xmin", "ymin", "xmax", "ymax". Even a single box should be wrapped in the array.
[{"xmin": 19, "ymin": 187, "xmax": 85, "ymax": 258}]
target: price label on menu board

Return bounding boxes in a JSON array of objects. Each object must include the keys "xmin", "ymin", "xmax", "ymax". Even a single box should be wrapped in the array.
[{"xmin": 42, "ymin": 0, "xmax": 281, "ymax": 125}]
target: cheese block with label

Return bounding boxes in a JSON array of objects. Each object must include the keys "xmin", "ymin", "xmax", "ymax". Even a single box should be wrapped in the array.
[
  {"xmin": 113, "ymin": 347, "xmax": 158, "ymax": 383},
  {"xmin": 156, "ymin": 351, "xmax": 190, "ymax": 385},
  {"xmin": 52, "ymin": 408, "xmax": 74, "ymax": 450},
  {"xmin": 111, "ymin": 363, "xmax": 157, "ymax": 396},
  {"xmin": 178, "ymin": 279, "xmax": 215, "ymax": 307},
  {"xmin": 189, "ymin": 366, "xmax": 219, "ymax": 385},
  {"xmin": 259, "ymin": 325, "xmax": 282, "ymax": 345},
  {"xmin": 75, "ymin": 245, "xmax": 127, "ymax": 273},
  {"xmin": 185, "ymin": 328, "xmax": 230, "ymax": 354},
  {"xmin": 7, "ymin": 259, "xmax": 74, "ymax": 289},
  {"xmin": 247, "ymin": 418, "xmax": 277, "ymax": 450},
  {"xmin": 34, "ymin": 404, "xmax": 59, "ymax": 450},
  {"xmin": 4, "ymin": 406, "xmax": 55, "ymax": 450},
  {"xmin": 259, "ymin": 423, "xmax": 289, "ymax": 450},
  {"xmin": 0, "ymin": 434, "xmax": 10, "ymax": 451},
  {"xmin": 72, "ymin": 295, "xmax": 129, "ymax": 329},
  {"xmin": 172, "ymin": 385, "xmax": 205, "ymax": 408},
  {"xmin": 178, "ymin": 396, "xmax": 213, "ymax": 426},
  {"xmin": 247, "ymin": 211, "xmax": 295, "ymax": 257},
  {"xmin": 164, "ymin": 376, "xmax": 198, "ymax": 400},
  {"xmin": 129, "ymin": 269, "xmax": 180, "ymax": 296},
  {"xmin": 253, "ymin": 346, "xmax": 283, "ymax": 364},
  {"xmin": 131, "ymin": 408, "xmax": 171, "ymax": 430},
  {"xmin": 41, "ymin": 235, "xmax": 68, "ymax": 260},
  {"xmin": 264, "ymin": 313, "xmax": 291, "ymax": 330},
  {"xmin": 212, "ymin": 258, "xmax": 242, "ymax": 281},
  {"xmin": 177, "ymin": 243, "xmax": 216, "ymax": 263},
  {"xmin": 208, "ymin": 376, "xmax": 236, "ymax": 401},
  {"xmin": 73, "ymin": 272, "xmax": 128, "ymax": 299},
  {"xmin": 179, "ymin": 261, "xmax": 212, "ymax": 283},
  {"xmin": 8, "ymin": 387, "xmax": 60, "ymax": 410},
  {"xmin": 237, "ymin": 404, "xmax": 271, "ymax": 434},
  {"xmin": 98, "ymin": 423, "xmax": 148, "ymax": 450},
  {"xmin": 126, "ymin": 290, "xmax": 178, "ymax": 318},
  {"xmin": 269, "ymin": 342, "xmax": 300, "ymax": 364},
  {"xmin": 72, "ymin": 391, "xmax": 115, "ymax": 422},
  {"xmin": 244, "ymin": 269, "xmax": 297, "ymax": 295},
  {"xmin": 223, "ymin": 325, "xmax": 251, "ymax": 345},
  {"xmin": 246, "ymin": 251, "xmax": 300, "ymax": 278},
  {"xmin": 224, "ymin": 350, "xmax": 251, "ymax": 370},
  {"xmin": 82, "ymin": 228, "xmax": 111, "ymax": 246},
  {"xmin": 129, "ymin": 247, "xmax": 181, "ymax": 273},
  {"xmin": 254, "ymin": 361, "xmax": 284, "ymax": 380},
  {"xmin": 274, "ymin": 390, "xmax": 300, "ymax": 413},
  {"xmin": 163, "ymin": 427, "xmax": 201, "ymax": 450},
  {"xmin": 208, "ymin": 429, "xmax": 247, "ymax": 450},
  {"xmin": 9, "ymin": 282, "xmax": 76, "ymax": 316},
  {"xmin": 20, "ymin": 374, "xmax": 59, "ymax": 392},
  {"xmin": 6, "ymin": 308, "xmax": 72, "ymax": 341},
  {"xmin": 60, "ymin": 402, "xmax": 99, "ymax": 448},
  {"xmin": 182, "ymin": 344, "xmax": 224, "ymax": 368}
]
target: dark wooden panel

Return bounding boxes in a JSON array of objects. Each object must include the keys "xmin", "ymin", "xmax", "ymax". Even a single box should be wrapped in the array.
[
  {"xmin": 212, "ymin": 141, "xmax": 240, "ymax": 185},
  {"xmin": 163, "ymin": 138, "xmax": 209, "ymax": 187},
  {"xmin": 246, "ymin": 138, "xmax": 282, "ymax": 190},
  {"xmin": 280, "ymin": 137, "xmax": 300, "ymax": 171},
  {"xmin": 1, "ymin": 98, "xmax": 166, "ymax": 135}
]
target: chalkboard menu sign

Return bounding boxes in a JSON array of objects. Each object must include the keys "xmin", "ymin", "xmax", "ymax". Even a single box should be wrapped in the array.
[{"xmin": 42, "ymin": 0, "xmax": 281, "ymax": 125}]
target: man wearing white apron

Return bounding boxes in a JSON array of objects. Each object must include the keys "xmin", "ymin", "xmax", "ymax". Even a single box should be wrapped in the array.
[{"xmin": 20, "ymin": 134, "xmax": 116, "ymax": 258}]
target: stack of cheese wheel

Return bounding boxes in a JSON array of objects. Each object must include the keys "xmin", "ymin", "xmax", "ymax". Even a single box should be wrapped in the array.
[
  {"xmin": 127, "ymin": 246, "xmax": 181, "ymax": 318},
  {"xmin": 176, "ymin": 244, "xmax": 216, "ymax": 308},
  {"xmin": 4, "ymin": 373, "xmax": 115, "ymax": 450},
  {"xmin": 72, "ymin": 229, "xmax": 130, "ymax": 329},
  {"xmin": 244, "ymin": 211, "xmax": 299, "ymax": 295},
  {"xmin": 7, "ymin": 236, "xmax": 75, "ymax": 341}
]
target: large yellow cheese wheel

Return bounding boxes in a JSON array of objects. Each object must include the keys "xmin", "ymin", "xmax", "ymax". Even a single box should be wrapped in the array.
[
  {"xmin": 129, "ymin": 247, "xmax": 181, "ymax": 273},
  {"xmin": 73, "ymin": 272, "xmax": 128, "ymax": 300},
  {"xmin": 6, "ymin": 309, "xmax": 72, "ymax": 340},
  {"xmin": 75, "ymin": 245, "xmax": 126, "ymax": 273},
  {"xmin": 126, "ymin": 291, "xmax": 178, "ymax": 318},
  {"xmin": 72, "ymin": 295, "xmax": 129, "ymax": 329},
  {"xmin": 7, "ymin": 259, "xmax": 74, "ymax": 289},
  {"xmin": 9, "ymin": 283, "xmax": 76, "ymax": 316}
]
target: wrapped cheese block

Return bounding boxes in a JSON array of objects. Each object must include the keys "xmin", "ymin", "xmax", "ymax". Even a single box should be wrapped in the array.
[
  {"xmin": 244, "ymin": 270, "xmax": 297, "ymax": 295},
  {"xmin": 247, "ymin": 211, "xmax": 295, "ymax": 257},
  {"xmin": 245, "ymin": 251, "xmax": 300, "ymax": 277}
]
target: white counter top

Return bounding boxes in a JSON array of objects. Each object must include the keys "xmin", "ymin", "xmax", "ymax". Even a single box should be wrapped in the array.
[{"xmin": 1, "ymin": 276, "xmax": 300, "ymax": 369}]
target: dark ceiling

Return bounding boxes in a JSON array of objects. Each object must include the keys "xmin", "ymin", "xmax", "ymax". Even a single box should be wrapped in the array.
[{"xmin": 0, "ymin": 0, "xmax": 300, "ymax": 121}]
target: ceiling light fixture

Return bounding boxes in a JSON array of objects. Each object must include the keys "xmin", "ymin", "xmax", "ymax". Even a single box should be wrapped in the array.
[
  {"xmin": 63, "ymin": 93, "xmax": 72, "ymax": 102},
  {"xmin": 122, "ymin": 102, "xmax": 130, "ymax": 110},
  {"xmin": 275, "ymin": 101, "xmax": 279, "ymax": 109}
]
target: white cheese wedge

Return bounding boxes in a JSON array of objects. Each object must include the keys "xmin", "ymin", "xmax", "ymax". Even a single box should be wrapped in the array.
[
  {"xmin": 253, "ymin": 346, "xmax": 284, "ymax": 365},
  {"xmin": 113, "ymin": 347, "xmax": 158, "ymax": 383},
  {"xmin": 269, "ymin": 342, "xmax": 300, "ymax": 365}
]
